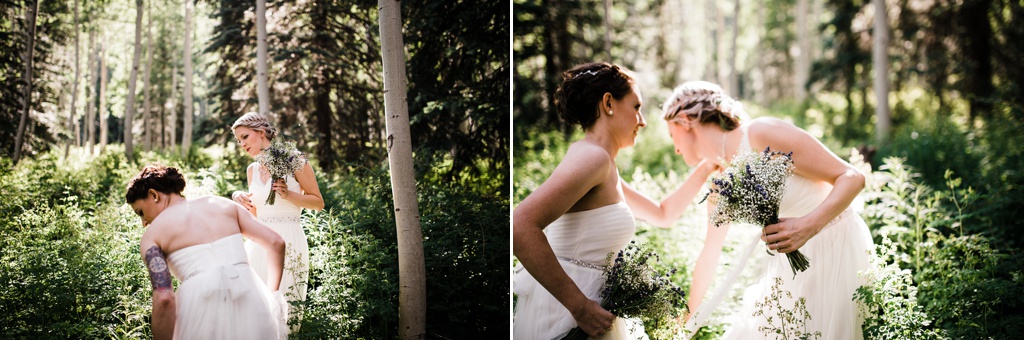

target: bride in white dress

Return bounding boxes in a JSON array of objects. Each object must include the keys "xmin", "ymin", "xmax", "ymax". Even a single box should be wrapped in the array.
[
  {"xmin": 513, "ymin": 62, "xmax": 650, "ymax": 339},
  {"xmin": 231, "ymin": 112, "xmax": 325, "ymax": 332},
  {"xmin": 636, "ymin": 81, "xmax": 873, "ymax": 339},
  {"xmin": 126, "ymin": 164, "xmax": 286, "ymax": 339}
]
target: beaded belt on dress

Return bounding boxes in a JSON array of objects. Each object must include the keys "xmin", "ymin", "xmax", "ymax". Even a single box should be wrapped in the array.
[
  {"xmin": 258, "ymin": 216, "xmax": 301, "ymax": 223},
  {"xmin": 557, "ymin": 256, "xmax": 606, "ymax": 271}
]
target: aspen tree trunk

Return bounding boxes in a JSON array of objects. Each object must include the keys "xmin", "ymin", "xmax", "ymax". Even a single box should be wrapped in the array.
[
  {"xmin": 181, "ymin": 0, "xmax": 193, "ymax": 158},
  {"xmin": 873, "ymin": 0, "xmax": 890, "ymax": 144},
  {"xmin": 143, "ymin": 0, "xmax": 153, "ymax": 151},
  {"xmin": 795, "ymin": 0, "xmax": 811, "ymax": 101},
  {"xmin": 378, "ymin": 1, "xmax": 426, "ymax": 338},
  {"xmin": 65, "ymin": 0, "xmax": 81, "ymax": 159},
  {"xmin": 256, "ymin": 0, "xmax": 271, "ymax": 122},
  {"xmin": 728, "ymin": 0, "xmax": 740, "ymax": 97},
  {"xmin": 124, "ymin": 0, "xmax": 144, "ymax": 162},
  {"xmin": 86, "ymin": 31, "xmax": 96, "ymax": 155},
  {"xmin": 98, "ymin": 44, "xmax": 109, "ymax": 154},
  {"xmin": 13, "ymin": 0, "xmax": 41, "ymax": 164},
  {"xmin": 168, "ymin": 65, "xmax": 178, "ymax": 150}
]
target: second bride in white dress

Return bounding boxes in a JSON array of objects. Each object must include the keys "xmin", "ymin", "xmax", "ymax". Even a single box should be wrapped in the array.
[{"xmin": 231, "ymin": 112, "xmax": 325, "ymax": 333}]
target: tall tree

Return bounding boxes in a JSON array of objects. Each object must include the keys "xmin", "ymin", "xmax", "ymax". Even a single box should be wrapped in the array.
[
  {"xmin": 181, "ymin": 0, "xmax": 193, "ymax": 157},
  {"xmin": 795, "ymin": 0, "xmax": 811, "ymax": 101},
  {"xmin": 13, "ymin": 0, "xmax": 41, "ymax": 164},
  {"xmin": 255, "ymin": 0, "xmax": 270, "ymax": 121},
  {"xmin": 168, "ymin": 64, "xmax": 178, "ymax": 150},
  {"xmin": 873, "ymin": 0, "xmax": 890, "ymax": 144},
  {"xmin": 98, "ymin": 43, "xmax": 108, "ymax": 154},
  {"xmin": 125, "ymin": 0, "xmax": 144, "ymax": 162},
  {"xmin": 729, "ymin": 0, "xmax": 740, "ymax": 97},
  {"xmin": 65, "ymin": 0, "xmax": 81, "ymax": 159},
  {"xmin": 85, "ymin": 30, "xmax": 96, "ymax": 154},
  {"xmin": 142, "ymin": 0, "xmax": 153, "ymax": 151},
  {"xmin": 379, "ymin": 1, "xmax": 426, "ymax": 338}
]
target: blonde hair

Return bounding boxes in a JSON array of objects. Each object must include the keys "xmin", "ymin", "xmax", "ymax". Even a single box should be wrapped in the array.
[
  {"xmin": 661, "ymin": 81, "xmax": 746, "ymax": 130},
  {"xmin": 231, "ymin": 112, "xmax": 277, "ymax": 140}
]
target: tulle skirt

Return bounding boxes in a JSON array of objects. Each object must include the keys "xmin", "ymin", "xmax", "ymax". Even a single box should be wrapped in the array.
[
  {"xmin": 721, "ymin": 209, "xmax": 872, "ymax": 340},
  {"xmin": 513, "ymin": 259, "xmax": 648, "ymax": 340},
  {"xmin": 174, "ymin": 263, "xmax": 284, "ymax": 339}
]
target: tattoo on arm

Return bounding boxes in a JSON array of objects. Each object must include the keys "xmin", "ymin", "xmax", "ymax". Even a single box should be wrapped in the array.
[{"xmin": 145, "ymin": 246, "xmax": 173, "ymax": 291}]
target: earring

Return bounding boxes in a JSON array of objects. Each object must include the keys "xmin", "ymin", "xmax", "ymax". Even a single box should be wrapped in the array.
[{"xmin": 608, "ymin": 110, "xmax": 614, "ymax": 116}]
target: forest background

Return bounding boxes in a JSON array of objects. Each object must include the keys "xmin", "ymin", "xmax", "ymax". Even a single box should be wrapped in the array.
[
  {"xmin": 514, "ymin": 0, "xmax": 1024, "ymax": 339},
  {"xmin": 0, "ymin": 0, "xmax": 509, "ymax": 338}
]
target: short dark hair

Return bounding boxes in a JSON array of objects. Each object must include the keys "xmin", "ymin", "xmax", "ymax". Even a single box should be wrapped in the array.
[
  {"xmin": 125, "ymin": 164, "xmax": 186, "ymax": 203},
  {"xmin": 554, "ymin": 62, "xmax": 635, "ymax": 130}
]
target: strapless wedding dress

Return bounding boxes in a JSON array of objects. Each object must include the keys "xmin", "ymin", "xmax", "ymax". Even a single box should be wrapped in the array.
[
  {"xmin": 245, "ymin": 169, "xmax": 309, "ymax": 332},
  {"xmin": 686, "ymin": 124, "xmax": 873, "ymax": 339},
  {"xmin": 167, "ymin": 234, "xmax": 281, "ymax": 339},
  {"xmin": 513, "ymin": 201, "xmax": 649, "ymax": 340}
]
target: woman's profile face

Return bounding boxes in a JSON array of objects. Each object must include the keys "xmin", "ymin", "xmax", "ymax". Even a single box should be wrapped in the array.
[
  {"xmin": 608, "ymin": 83, "xmax": 647, "ymax": 148},
  {"xmin": 667, "ymin": 120, "xmax": 699, "ymax": 167},
  {"xmin": 129, "ymin": 192, "xmax": 161, "ymax": 227},
  {"xmin": 233, "ymin": 126, "xmax": 266, "ymax": 158}
]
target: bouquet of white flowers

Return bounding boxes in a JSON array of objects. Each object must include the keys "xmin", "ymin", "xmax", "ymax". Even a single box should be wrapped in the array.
[
  {"xmin": 561, "ymin": 241, "xmax": 687, "ymax": 339},
  {"xmin": 700, "ymin": 147, "xmax": 809, "ymax": 275},
  {"xmin": 254, "ymin": 140, "xmax": 306, "ymax": 205}
]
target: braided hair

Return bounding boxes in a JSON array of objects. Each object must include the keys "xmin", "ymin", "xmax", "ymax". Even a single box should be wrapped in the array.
[
  {"xmin": 231, "ymin": 112, "xmax": 277, "ymax": 140},
  {"xmin": 661, "ymin": 81, "xmax": 745, "ymax": 131}
]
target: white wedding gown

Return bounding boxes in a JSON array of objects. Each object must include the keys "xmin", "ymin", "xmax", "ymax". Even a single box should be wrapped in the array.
[
  {"xmin": 245, "ymin": 168, "xmax": 309, "ymax": 332},
  {"xmin": 686, "ymin": 125, "xmax": 873, "ymax": 339},
  {"xmin": 513, "ymin": 201, "xmax": 649, "ymax": 340},
  {"xmin": 167, "ymin": 233, "xmax": 282, "ymax": 339}
]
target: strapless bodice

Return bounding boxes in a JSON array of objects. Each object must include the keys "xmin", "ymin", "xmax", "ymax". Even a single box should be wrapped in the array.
[
  {"xmin": 544, "ymin": 201, "xmax": 636, "ymax": 265},
  {"xmin": 167, "ymin": 234, "xmax": 248, "ymax": 283}
]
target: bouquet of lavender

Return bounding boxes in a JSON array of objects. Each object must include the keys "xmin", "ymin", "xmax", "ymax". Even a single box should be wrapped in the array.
[
  {"xmin": 254, "ymin": 140, "xmax": 306, "ymax": 205},
  {"xmin": 699, "ymin": 147, "xmax": 809, "ymax": 276},
  {"xmin": 561, "ymin": 241, "xmax": 687, "ymax": 340}
]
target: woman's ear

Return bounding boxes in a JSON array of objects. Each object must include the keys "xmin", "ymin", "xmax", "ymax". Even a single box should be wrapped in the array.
[
  {"xmin": 149, "ymin": 189, "xmax": 160, "ymax": 202},
  {"xmin": 602, "ymin": 93, "xmax": 614, "ymax": 113}
]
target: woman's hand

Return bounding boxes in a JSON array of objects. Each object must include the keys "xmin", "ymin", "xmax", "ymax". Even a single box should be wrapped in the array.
[
  {"xmin": 570, "ymin": 298, "xmax": 615, "ymax": 337},
  {"xmin": 761, "ymin": 216, "xmax": 821, "ymax": 254},
  {"xmin": 232, "ymin": 191, "xmax": 255, "ymax": 212},
  {"xmin": 271, "ymin": 179, "xmax": 291, "ymax": 200}
]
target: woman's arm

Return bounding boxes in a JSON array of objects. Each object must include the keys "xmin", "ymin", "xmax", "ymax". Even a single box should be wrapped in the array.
[
  {"xmin": 622, "ymin": 159, "xmax": 717, "ymax": 228},
  {"xmin": 232, "ymin": 163, "xmax": 257, "ymax": 216},
  {"xmin": 140, "ymin": 233, "xmax": 176, "ymax": 340},
  {"xmin": 235, "ymin": 203, "xmax": 286, "ymax": 291},
  {"xmin": 686, "ymin": 203, "xmax": 731, "ymax": 319},
  {"xmin": 275, "ymin": 162, "xmax": 325, "ymax": 211},
  {"xmin": 513, "ymin": 143, "xmax": 616, "ymax": 337},
  {"xmin": 751, "ymin": 118, "xmax": 865, "ymax": 253}
]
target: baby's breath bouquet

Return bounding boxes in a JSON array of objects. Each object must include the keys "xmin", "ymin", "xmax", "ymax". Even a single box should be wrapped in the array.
[
  {"xmin": 700, "ymin": 147, "xmax": 809, "ymax": 275},
  {"xmin": 254, "ymin": 140, "xmax": 306, "ymax": 205},
  {"xmin": 561, "ymin": 241, "xmax": 688, "ymax": 340}
]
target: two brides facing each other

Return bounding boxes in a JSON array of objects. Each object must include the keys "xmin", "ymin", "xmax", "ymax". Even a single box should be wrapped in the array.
[{"xmin": 513, "ymin": 62, "xmax": 873, "ymax": 339}]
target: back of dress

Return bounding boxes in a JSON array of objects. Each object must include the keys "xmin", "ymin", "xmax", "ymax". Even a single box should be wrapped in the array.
[{"xmin": 167, "ymin": 234, "xmax": 281, "ymax": 340}]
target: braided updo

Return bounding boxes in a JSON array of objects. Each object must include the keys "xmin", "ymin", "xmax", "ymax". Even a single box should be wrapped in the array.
[
  {"xmin": 125, "ymin": 164, "xmax": 186, "ymax": 203},
  {"xmin": 661, "ymin": 81, "xmax": 745, "ymax": 131},
  {"xmin": 554, "ymin": 62, "xmax": 635, "ymax": 130},
  {"xmin": 231, "ymin": 112, "xmax": 277, "ymax": 140}
]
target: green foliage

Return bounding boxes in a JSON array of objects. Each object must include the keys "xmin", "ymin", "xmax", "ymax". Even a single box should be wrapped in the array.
[
  {"xmin": 915, "ymin": 234, "xmax": 1024, "ymax": 339},
  {"xmin": 2, "ymin": 145, "xmax": 507, "ymax": 338},
  {"xmin": 855, "ymin": 238, "xmax": 941, "ymax": 340}
]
